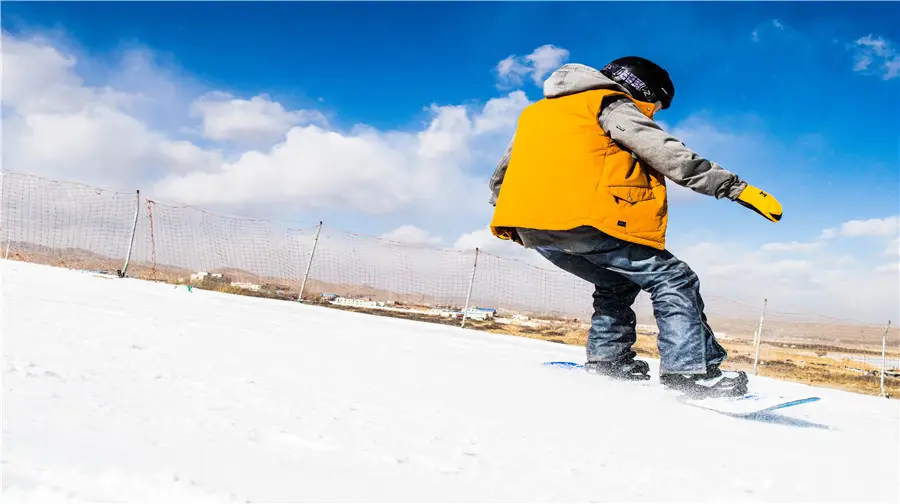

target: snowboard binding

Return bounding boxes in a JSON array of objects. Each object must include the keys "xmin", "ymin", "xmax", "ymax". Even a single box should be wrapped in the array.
[
  {"xmin": 660, "ymin": 366, "xmax": 749, "ymax": 399},
  {"xmin": 584, "ymin": 358, "xmax": 651, "ymax": 381}
]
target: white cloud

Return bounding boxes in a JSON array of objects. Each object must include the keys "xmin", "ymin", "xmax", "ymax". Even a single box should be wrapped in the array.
[
  {"xmin": 852, "ymin": 34, "xmax": 900, "ymax": 80},
  {"xmin": 189, "ymin": 91, "xmax": 327, "ymax": 147},
  {"xmin": 761, "ymin": 241, "xmax": 821, "ymax": 253},
  {"xmin": 1, "ymin": 33, "xmax": 130, "ymax": 115},
  {"xmin": 380, "ymin": 225, "xmax": 442, "ymax": 245},
  {"xmin": 678, "ymin": 239, "xmax": 898, "ymax": 324},
  {"xmin": 1, "ymin": 33, "xmax": 223, "ymax": 189},
  {"xmin": 1, "ymin": 32, "xmax": 741, "ymax": 226},
  {"xmin": 525, "ymin": 45, "xmax": 570, "ymax": 84},
  {"xmin": 496, "ymin": 44, "xmax": 569, "ymax": 88},
  {"xmin": 153, "ymin": 91, "xmax": 528, "ymax": 215},
  {"xmin": 875, "ymin": 262, "xmax": 900, "ymax": 273},
  {"xmin": 496, "ymin": 56, "xmax": 531, "ymax": 89},
  {"xmin": 821, "ymin": 216, "xmax": 900, "ymax": 239},
  {"xmin": 840, "ymin": 216, "xmax": 900, "ymax": 237},
  {"xmin": 1, "ymin": 32, "xmax": 527, "ymax": 222},
  {"xmin": 472, "ymin": 90, "xmax": 530, "ymax": 135},
  {"xmin": 887, "ymin": 237, "xmax": 900, "ymax": 256}
]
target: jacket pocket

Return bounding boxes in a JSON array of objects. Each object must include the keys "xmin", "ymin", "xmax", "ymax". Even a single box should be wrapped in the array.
[{"xmin": 608, "ymin": 185, "xmax": 656, "ymax": 204}]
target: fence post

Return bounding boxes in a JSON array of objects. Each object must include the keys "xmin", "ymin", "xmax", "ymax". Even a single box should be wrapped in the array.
[
  {"xmin": 118, "ymin": 189, "xmax": 141, "ymax": 278},
  {"xmin": 4, "ymin": 227, "xmax": 10, "ymax": 260},
  {"xmin": 881, "ymin": 320, "xmax": 892, "ymax": 398},
  {"xmin": 752, "ymin": 298, "xmax": 768, "ymax": 375},
  {"xmin": 298, "ymin": 221, "xmax": 323, "ymax": 302},
  {"xmin": 460, "ymin": 247, "xmax": 480, "ymax": 328},
  {"xmin": 145, "ymin": 200, "xmax": 158, "ymax": 281}
]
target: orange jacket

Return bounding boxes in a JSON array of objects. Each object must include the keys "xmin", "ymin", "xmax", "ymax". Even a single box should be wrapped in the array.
[{"xmin": 489, "ymin": 88, "xmax": 669, "ymax": 250}]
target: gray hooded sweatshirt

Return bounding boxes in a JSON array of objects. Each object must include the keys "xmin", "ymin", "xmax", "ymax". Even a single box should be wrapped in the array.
[{"xmin": 488, "ymin": 63, "xmax": 748, "ymax": 249}]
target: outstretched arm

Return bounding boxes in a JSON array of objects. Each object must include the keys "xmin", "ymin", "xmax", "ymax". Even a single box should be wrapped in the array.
[
  {"xmin": 598, "ymin": 97, "xmax": 782, "ymax": 222},
  {"xmin": 598, "ymin": 97, "xmax": 746, "ymax": 200}
]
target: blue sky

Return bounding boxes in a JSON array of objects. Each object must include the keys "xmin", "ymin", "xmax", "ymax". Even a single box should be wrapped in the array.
[{"xmin": 2, "ymin": 1, "xmax": 898, "ymax": 322}]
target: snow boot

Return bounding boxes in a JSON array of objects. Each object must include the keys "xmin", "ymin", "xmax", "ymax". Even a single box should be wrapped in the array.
[
  {"xmin": 660, "ymin": 365, "xmax": 748, "ymax": 398},
  {"xmin": 584, "ymin": 358, "xmax": 650, "ymax": 381}
]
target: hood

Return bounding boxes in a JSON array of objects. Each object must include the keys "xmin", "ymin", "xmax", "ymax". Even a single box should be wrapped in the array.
[{"xmin": 542, "ymin": 63, "xmax": 631, "ymax": 99}]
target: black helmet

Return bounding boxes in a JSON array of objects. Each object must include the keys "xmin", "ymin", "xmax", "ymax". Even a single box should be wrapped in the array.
[{"xmin": 600, "ymin": 56, "xmax": 675, "ymax": 110}]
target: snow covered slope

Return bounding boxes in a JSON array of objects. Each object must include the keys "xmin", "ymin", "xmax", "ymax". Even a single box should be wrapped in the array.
[{"xmin": 2, "ymin": 260, "xmax": 898, "ymax": 502}]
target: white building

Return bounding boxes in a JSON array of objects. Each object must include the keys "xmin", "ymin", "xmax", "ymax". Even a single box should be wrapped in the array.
[
  {"xmin": 463, "ymin": 309, "xmax": 491, "ymax": 321},
  {"xmin": 231, "ymin": 282, "xmax": 261, "ymax": 292},
  {"xmin": 426, "ymin": 308, "xmax": 462, "ymax": 318},
  {"xmin": 332, "ymin": 297, "xmax": 383, "ymax": 309}
]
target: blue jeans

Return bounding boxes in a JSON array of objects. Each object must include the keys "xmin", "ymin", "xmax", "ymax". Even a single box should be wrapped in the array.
[{"xmin": 533, "ymin": 231, "xmax": 727, "ymax": 375}]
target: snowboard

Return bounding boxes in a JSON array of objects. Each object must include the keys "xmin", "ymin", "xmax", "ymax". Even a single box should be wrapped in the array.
[{"xmin": 542, "ymin": 361, "xmax": 820, "ymax": 417}]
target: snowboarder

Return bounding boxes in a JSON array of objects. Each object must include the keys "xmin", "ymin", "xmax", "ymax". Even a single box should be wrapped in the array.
[{"xmin": 488, "ymin": 57, "xmax": 782, "ymax": 398}]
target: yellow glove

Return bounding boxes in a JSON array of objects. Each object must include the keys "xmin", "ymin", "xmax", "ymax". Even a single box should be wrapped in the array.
[
  {"xmin": 491, "ymin": 226, "xmax": 523, "ymax": 245},
  {"xmin": 736, "ymin": 185, "xmax": 782, "ymax": 222}
]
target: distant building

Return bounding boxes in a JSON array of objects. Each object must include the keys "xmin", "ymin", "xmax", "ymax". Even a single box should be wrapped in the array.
[
  {"xmin": 462, "ymin": 308, "xmax": 497, "ymax": 321},
  {"xmin": 190, "ymin": 272, "xmax": 209, "ymax": 282},
  {"xmin": 332, "ymin": 297, "xmax": 383, "ymax": 309},
  {"xmin": 320, "ymin": 293, "xmax": 339, "ymax": 301},
  {"xmin": 426, "ymin": 308, "xmax": 462, "ymax": 318},
  {"xmin": 231, "ymin": 281, "xmax": 261, "ymax": 292},
  {"xmin": 190, "ymin": 271, "xmax": 231, "ymax": 284}
]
